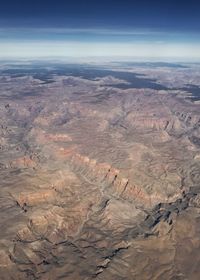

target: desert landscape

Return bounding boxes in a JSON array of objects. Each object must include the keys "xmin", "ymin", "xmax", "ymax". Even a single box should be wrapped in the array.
[{"xmin": 0, "ymin": 61, "xmax": 200, "ymax": 279}]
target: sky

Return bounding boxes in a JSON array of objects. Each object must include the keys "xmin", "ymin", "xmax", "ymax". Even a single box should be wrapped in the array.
[{"xmin": 0, "ymin": 0, "xmax": 200, "ymax": 59}]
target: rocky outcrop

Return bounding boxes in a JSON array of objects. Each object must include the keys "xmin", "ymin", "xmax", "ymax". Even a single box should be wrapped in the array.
[
  {"xmin": 65, "ymin": 152, "xmax": 183, "ymax": 207},
  {"xmin": 9, "ymin": 155, "xmax": 38, "ymax": 169}
]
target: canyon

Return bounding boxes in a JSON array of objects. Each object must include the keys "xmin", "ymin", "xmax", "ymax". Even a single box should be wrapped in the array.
[{"xmin": 0, "ymin": 61, "xmax": 200, "ymax": 279}]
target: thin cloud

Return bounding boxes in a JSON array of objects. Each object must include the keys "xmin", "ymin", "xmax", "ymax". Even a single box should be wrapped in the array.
[
  {"xmin": 0, "ymin": 27, "xmax": 195, "ymax": 37},
  {"xmin": 0, "ymin": 27, "xmax": 162, "ymax": 34},
  {"xmin": 0, "ymin": 41, "xmax": 200, "ymax": 59}
]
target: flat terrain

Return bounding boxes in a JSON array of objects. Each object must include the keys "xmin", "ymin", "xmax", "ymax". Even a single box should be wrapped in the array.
[{"xmin": 0, "ymin": 61, "xmax": 200, "ymax": 279}]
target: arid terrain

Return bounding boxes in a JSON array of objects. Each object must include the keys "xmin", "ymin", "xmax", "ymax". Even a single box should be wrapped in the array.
[{"xmin": 0, "ymin": 60, "xmax": 200, "ymax": 280}]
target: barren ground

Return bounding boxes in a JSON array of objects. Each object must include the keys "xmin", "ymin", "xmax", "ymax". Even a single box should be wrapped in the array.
[{"xmin": 0, "ymin": 61, "xmax": 200, "ymax": 279}]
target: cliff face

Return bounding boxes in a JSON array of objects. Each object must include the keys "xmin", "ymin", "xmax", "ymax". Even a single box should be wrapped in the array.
[{"xmin": 0, "ymin": 66, "xmax": 200, "ymax": 280}]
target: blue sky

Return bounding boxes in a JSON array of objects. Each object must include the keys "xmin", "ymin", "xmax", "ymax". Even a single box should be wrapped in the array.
[{"xmin": 0, "ymin": 0, "xmax": 200, "ymax": 59}]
